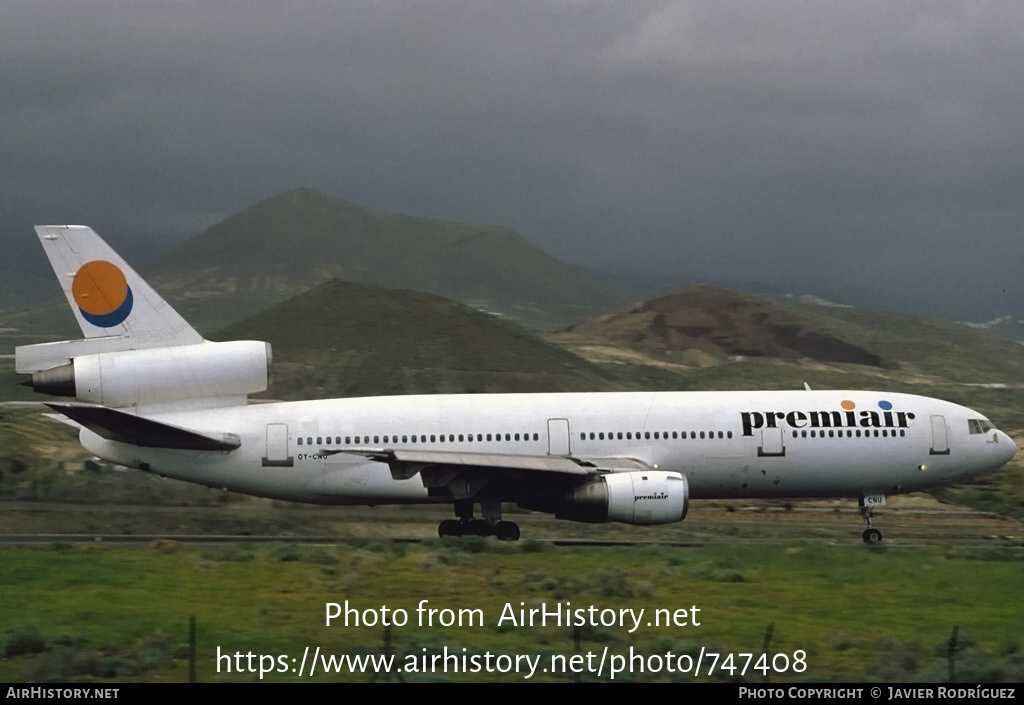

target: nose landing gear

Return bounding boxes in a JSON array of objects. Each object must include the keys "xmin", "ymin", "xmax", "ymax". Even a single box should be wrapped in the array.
[{"xmin": 859, "ymin": 496, "xmax": 885, "ymax": 543}]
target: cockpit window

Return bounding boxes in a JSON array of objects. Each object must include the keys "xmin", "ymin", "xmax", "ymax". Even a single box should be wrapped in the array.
[{"xmin": 968, "ymin": 419, "xmax": 994, "ymax": 434}]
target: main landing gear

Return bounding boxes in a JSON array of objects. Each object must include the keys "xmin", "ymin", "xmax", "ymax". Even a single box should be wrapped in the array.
[
  {"xmin": 860, "ymin": 501, "xmax": 883, "ymax": 544},
  {"xmin": 438, "ymin": 500, "xmax": 521, "ymax": 541}
]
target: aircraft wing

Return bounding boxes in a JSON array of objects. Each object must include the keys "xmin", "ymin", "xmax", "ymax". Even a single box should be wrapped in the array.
[
  {"xmin": 45, "ymin": 402, "xmax": 241, "ymax": 451},
  {"xmin": 329, "ymin": 447, "xmax": 652, "ymax": 480}
]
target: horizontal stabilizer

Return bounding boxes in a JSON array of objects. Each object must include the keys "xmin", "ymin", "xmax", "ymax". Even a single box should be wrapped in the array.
[{"xmin": 45, "ymin": 403, "xmax": 240, "ymax": 451}]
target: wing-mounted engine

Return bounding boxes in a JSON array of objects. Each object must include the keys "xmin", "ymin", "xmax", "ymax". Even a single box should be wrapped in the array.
[
  {"xmin": 520, "ymin": 470, "xmax": 688, "ymax": 525},
  {"xmin": 17, "ymin": 340, "xmax": 271, "ymax": 410}
]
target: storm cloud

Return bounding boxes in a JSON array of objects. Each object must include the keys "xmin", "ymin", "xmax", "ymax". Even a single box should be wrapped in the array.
[{"xmin": 1, "ymin": 1, "xmax": 1021, "ymax": 319}]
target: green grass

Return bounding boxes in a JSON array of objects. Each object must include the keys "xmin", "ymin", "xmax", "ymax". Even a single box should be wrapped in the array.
[
  {"xmin": 776, "ymin": 302, "xmax": 1024, "ymax": 385},
  {"xmin": 0, "ymin": 542, "xmax": 1020, "ymax": 682}
]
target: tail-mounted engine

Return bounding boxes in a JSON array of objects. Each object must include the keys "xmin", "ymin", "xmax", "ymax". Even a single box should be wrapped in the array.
[{"xmin": 18, "ymin": 340, "xmax": 271, "ymax": 409}]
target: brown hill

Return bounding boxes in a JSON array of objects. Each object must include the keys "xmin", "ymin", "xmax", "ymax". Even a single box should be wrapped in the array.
[{"xmin": 567, "ymin": 285, "xmax": 890, "ymax": 367}]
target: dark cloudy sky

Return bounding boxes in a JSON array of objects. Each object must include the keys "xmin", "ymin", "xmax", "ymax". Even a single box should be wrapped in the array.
[{"xmin": 2, "ymin": 1, "xmax": 1022, "ymax": 319}]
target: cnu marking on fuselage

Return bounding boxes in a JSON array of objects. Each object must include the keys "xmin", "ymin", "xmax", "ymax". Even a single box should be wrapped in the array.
[{"xmin": 741, "ymin": 399, "xmax": 916, "ymax": 437}]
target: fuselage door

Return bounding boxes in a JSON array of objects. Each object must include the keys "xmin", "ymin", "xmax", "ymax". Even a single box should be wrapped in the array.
[
  {"xmin": 263, "ymin": 423, "xmax": 294, "ymax": 467},
  {"xmin": 929, "ymin": 415, "xmax": 950, "ymax": 455},
  {"xmin": 547, "ymin": 418, "xmax": 570, "ymax": 456},
  {"xmin": 758, "ymin": 427, "xmax": 786, "ymax": 457}
]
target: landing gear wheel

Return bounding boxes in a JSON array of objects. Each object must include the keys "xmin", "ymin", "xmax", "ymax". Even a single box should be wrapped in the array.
[
  {"xmin": 438, "ymin": 519, "xmax": 463, "ymax": 538},
  {"xmin": 494, "ymin": 521, "xmax": 521, "ymax": 542},
  {"xmin": 859, "ymin": 499, "xmax": 885, "ymax": 543},
  {"xmin": 862, "ymin": 527, "xmax": 883, "ymax": 544}
]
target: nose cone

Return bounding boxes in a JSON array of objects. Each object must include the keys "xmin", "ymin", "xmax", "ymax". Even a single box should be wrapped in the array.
[{"xmin": 996, "ymin": 431, "xmax": 1018, "ymax": 465}]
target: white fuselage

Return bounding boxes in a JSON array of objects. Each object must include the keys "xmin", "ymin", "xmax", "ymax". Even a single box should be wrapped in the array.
[{"xmin": 80, "ymin": 389, "xmax": 1016, "ymax": 506}]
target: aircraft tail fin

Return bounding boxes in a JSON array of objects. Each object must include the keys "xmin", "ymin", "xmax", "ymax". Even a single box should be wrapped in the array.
[
  {"xmin": 33, "ymin": 225, "xmax": 202, "ymax": 345},
  {"xmin": 17, "ymin": 225, "xmax": 270, "ymax": 412}
]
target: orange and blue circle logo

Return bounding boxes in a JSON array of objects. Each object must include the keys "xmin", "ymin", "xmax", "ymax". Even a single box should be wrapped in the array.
[
  {"xmin": 840, "ymin": 399, "xmax": 894, "ymax": 411},
  {"xmin": 72, "ymin": 260, "xmax": 134, "ymax": 327}
]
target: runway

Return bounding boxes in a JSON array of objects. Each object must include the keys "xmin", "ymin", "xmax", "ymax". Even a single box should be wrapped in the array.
[{"xmin": 0, "ymin": 494, "xmax": 1019, "ymax": 550}]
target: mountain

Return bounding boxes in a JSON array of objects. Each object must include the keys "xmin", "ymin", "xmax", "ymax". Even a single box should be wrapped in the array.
[
  {"xmin": 214, "ymin": 279, "xmax": 618, "ymax": 399},
  {"xmin": 961, "ymin": 313, "xmax": 1024, "ymax": 345},
  {"xmin": 144, "ymin": 188, "xmax": 623, "ymax": 330},
  {"xmin": 564, "ymin": 285, "xmax": 890, "ymax": 368}
]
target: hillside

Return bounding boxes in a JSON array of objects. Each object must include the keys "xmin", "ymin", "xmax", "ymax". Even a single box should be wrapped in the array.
[
  {"xmin": 563, "ymin": 285, "xmax": 889, "ymax": 368},
  {"xmin": 145, "ymin": 188, "xmax": 623, "ymax": 330},
  {"xmin": 776, "ymin": 301, "xmax": 1024, "ymax": 385},
  {"xmin": 214, "ymin": 279, "xmax": 620, "ymax": 399}
]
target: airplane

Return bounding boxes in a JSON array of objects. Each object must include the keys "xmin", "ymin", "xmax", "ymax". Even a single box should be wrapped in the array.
[{"xmin": 13, "ymin": 225, "xmax": 1018, "ymax": 543}]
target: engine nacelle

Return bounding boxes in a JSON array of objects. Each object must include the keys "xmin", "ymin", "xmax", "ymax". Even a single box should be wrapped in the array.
[
  {"xmin": 26, "ymin": 340, "xmax": 271, "ymax": 408},
  {"xmin": 521, "ymin": 470, "xmax": 688, "ymax": 525}
]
